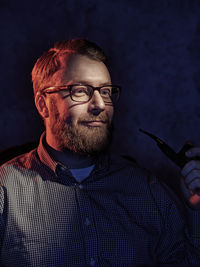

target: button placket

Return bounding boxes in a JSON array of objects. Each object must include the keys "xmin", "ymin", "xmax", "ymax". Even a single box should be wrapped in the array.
[
  {"xmin": 79, "ymin": 184, "xmax": 84, "ymax": 189},
  {"xmin": 90, "ymin": 257, "xmax": 96, "ymax": 266},
  {"xmin": 84, "ymin": 217, "xmax": 91, "ymax": 226},
  {"xmin": 75, "ymin": 187, "xmax": 99, "ymax": 266}
]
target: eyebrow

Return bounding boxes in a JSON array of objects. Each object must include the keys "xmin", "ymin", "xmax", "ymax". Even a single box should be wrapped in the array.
[{"xmin": 71, "ymin": 81, "xmax": 112, "ymax": 86}]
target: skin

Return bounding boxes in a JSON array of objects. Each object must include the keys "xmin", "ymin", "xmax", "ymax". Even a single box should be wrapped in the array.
[
  {"xmin": 35, "ymin": 54, "xmax": 114, "ymax": 154},
  {"xmin": 181, "ymin": 148, "xmax": 200, "ymax": 209}
]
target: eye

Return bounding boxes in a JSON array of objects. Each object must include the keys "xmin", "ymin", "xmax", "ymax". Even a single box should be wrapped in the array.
[
  {"xmin": 100, "ymin": 87, "xmax": 112, "ymax": 97},
  {"xmin": 71, "ymin": 86, "xmax": 89, "ymax": 96}
]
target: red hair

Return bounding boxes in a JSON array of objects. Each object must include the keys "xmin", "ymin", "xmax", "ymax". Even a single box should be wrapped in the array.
[{"xmin": 31, "ymin": 39, "xmax": 108, "ymax": 96}]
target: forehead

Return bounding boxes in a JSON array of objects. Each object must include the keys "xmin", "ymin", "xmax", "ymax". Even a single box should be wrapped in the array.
[{"xmin": 51, "ymin": 54, "xmax": 111, "ymax": 85}]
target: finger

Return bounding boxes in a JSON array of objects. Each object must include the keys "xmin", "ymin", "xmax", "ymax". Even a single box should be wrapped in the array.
[
  {"xmin": 184, "ymin": 169, "xmax": 200, "ymax": 186},
  {"xmin": 185, "ymin": 147, "xmax": 200, "ymax": 158},
  {"xmin": 181, "ymin": 160, "xmax": 200, "ymax": 176},
  {"xmin": 188, "ymin": 193, "xmax": 200, "ymax": 208},
  {"xmin": 187, "ymin": 178, "xmax": 200, "ymax": 195},
  {"xmin": 180, "ymin": 178, "xmax": 192, "ymax": 198}
]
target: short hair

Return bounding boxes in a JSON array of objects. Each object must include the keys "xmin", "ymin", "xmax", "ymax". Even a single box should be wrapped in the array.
[{"xmin": 31, "ymin": 39, "xmax": 108, "ymax": 96}]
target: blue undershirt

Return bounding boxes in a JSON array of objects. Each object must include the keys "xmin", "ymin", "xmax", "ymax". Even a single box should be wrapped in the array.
[{"xmin": 70, "ymin": 165, "xmax": 95, "ymax": 183}]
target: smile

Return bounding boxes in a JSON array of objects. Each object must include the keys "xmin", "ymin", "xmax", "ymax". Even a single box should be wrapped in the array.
[{"xmin": 81, "ymin": 121, "xmax": 107, "ymax": 127}]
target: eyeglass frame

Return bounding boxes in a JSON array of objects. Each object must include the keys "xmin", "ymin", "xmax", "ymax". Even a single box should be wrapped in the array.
[{"xmin": 40, "ymin": 84, "xmax": 121, "ymax": 104}]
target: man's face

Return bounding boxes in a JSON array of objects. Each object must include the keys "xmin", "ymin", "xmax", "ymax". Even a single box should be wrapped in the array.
[{"xmin": 45, "ymin": 54, "xmax": 114, "ymax": 155}]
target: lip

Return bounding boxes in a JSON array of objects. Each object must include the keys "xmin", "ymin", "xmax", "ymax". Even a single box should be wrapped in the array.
[{"xmin": 81, "ymin": 121, "xmax": 106, "ymax": 127}]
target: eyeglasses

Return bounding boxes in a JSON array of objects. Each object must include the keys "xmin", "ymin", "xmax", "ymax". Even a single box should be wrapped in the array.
[{"xmin": 41, "ymin": 84, "xmax": 121, "ymax": 104}]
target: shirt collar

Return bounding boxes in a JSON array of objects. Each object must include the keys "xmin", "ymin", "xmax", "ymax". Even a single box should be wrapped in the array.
[
  {"xmin": 37, "ymin": 132, "xmax": 110, "ymax": 177},
  {"xmin": 37, "ymin": 132, "xmax": 59, "ymax": 174}
]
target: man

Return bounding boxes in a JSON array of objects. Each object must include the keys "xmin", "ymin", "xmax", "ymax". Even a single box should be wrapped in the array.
[{"xmin": 0, "ymin": 39, "xmax": 200, "ymax": 266}]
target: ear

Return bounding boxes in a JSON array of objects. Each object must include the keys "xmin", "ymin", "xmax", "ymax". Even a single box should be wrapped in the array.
[{"xmin": 35, "ymin": 92, "xmax": 49, "ymax": 119}]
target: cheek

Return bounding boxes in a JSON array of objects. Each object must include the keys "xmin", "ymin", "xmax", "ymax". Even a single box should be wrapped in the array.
[
  {"xmin": 106, "ymin": 106, "xmax": 114, "ymax": 123},
  {"xmin": 68, "ymin": 104, "xmax": 88, "ymax": 122},
  {"xmin": 55, "ymin": 99, "xmax": 73, "ymax": 121}
]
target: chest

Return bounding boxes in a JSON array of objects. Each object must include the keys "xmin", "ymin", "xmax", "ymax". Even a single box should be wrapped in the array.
[{"xmin": 1, "ymin": 181, "xmax": 160, "ymax": 266}]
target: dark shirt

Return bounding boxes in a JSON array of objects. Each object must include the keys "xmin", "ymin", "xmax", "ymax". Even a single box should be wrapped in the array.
[{"xmin": 0, "ymin": 134, "xmax": 200, "ymax": 266}]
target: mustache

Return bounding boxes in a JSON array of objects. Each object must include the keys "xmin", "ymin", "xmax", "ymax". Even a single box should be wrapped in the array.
[{"xmin": 78, "ymin": 113, "xmax": 109, "ymax": 123}]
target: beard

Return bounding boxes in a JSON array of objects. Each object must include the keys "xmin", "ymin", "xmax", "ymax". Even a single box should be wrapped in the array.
[{"xmin": 49, "ymin": 100, "xmax": 113, "ymax": 155}]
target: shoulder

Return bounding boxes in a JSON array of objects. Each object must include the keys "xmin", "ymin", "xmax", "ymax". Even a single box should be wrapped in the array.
[{"xmin": 0, "ymin": 149, "xmax": 39, "ymax": 184}]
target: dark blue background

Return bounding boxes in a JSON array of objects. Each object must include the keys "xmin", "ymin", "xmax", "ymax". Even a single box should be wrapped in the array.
[{"xmin": 1, "ymin": 0, "xmax": 200, "ymax": 189}]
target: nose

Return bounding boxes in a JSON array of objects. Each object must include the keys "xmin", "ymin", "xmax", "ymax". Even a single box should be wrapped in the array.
[{"xmin": 89, "ymin": 90, "xmax": 105, "ymax": 114}]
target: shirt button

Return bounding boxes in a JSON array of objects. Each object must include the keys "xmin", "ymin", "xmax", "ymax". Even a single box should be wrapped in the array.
[
  {"xmin": 79, "ymin": 184, "xmax": 84, "ymax": 189},
  {"xmin": 90, "ymin": 258, "xmax": 95, "ymax": 266},
  {"xmin": 60, "ymin": 165, "xmax": 66, "ymax": 171},
  {"xmin": 85, "ymin": 217, "xmax": 91, "ymax": 226}
]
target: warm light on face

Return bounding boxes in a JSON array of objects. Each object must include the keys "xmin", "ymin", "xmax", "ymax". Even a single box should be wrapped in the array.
[{"xmin": 44, "ymin": 54, "xmax": 115, "ymax": 154}]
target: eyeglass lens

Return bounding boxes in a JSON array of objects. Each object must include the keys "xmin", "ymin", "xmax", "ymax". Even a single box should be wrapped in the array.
[{"xmin": 70, "ymin": 85, "xmax": 119, "ymax": 103}]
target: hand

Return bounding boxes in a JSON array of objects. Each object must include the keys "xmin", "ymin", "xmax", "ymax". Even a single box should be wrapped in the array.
[{"xmin": 181, "ymin": 147, "xmax": 200, "ymax": 209}]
